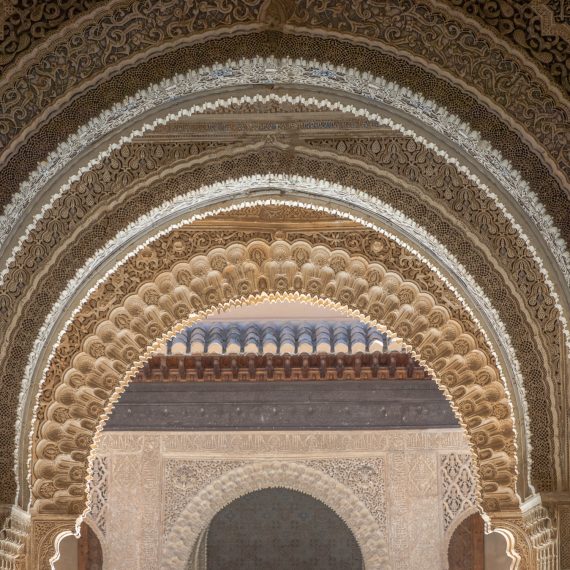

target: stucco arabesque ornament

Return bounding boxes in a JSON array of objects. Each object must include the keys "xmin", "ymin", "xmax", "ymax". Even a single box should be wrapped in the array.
[
  {"xmin": 162, "ymin": 461, "xmax": 389, "ymax": 570},
  {"xmin": 30, "ymin": 237, "xmax": 518, "ymax": 518},
  {"xmin": 19, "ymin": 184, "xmax": 532, "ymax": 503},
  {"xmin": 1, "ymin": 59, "xmax": 567, "ymax": 336}
]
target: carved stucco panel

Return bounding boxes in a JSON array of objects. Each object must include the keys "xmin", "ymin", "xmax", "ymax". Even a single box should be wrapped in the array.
[
  {"xmin": 106, "ymin": 453, "xmax": 143, "ymax": 570},
  {"xmin": 91, "ymin": 430, "xmax": 475, "ymax": 570},
  {"xmin": 84, "ymin": 455, "xmax": 108, "ymax": 537},
  {"xmin": 163, "ymin": 460, "xmax": 247, "ymax": 540},
  {"xmin": 441, "ymin": 452, "xmax": 478, "ymax": 533}
]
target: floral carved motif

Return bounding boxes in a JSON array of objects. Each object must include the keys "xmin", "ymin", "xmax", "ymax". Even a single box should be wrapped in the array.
[
  {"xmin": 0, "ymin": 0, "xmax": 566, "ymax": 160},
  {"xmin": 85, "ymin": 456, "xmax": 107, "ymax": 537},
  {"xmin": 441, "ymin": 453, "xmax": 478, "ymax": 532}
]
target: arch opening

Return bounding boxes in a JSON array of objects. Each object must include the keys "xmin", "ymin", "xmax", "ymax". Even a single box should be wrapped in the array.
[
  {"xmin": 26, "ymin": 196, "xmax": 520, "ymax": 516},
  {"xmin": 202, "ymin": 488, "xmax": 364, "ymax": 570}
]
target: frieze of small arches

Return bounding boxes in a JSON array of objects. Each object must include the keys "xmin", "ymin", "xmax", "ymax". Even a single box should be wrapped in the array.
[
  {"xmin": 164, "ymin": 320, "xmax": 391, "ymax": 356},
  {"xmin": 30, "ymin": 239, "xmax": 518, "ymax": 515}
]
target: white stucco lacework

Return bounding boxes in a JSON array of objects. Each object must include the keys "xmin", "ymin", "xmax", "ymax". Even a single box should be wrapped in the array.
[
  {"xmin": 0, "ymin": 59, "xmax": 567, "ymax": 339},
  {"xmin": 21, "ymin": 177, "xmax": 531, "ymax": 503},
  {"xmin": 161, "ymin": 461, "xmax": 389, "ymax": 570}
]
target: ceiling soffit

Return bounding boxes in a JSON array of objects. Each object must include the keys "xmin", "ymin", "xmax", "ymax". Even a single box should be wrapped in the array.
[
  {"xmin": 2, "ymin": 73, "xmax": 566, "ymax": 340},
  {"xmin": 1, "ymin": 0, "xmax": 568, "ymax": 94},
  {"xmin": 0, "ymin": 24, "xmax": 568, "ymax": 259}
]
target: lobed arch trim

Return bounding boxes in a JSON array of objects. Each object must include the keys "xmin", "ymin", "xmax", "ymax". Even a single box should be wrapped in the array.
[
  {"xmin": 161, "ymin": 461, "xmax": 389, "ymax": 569},
  {"xmin": 1, "ymin": 60, "xmax": 567, "ymax": 322},
  {"xmin": 29, "ymin": 237, "xmax": 519, "ymax": 516},
  {"xmin": 19, "ymin": 184, "xmax": 533, "ymax": 503}
]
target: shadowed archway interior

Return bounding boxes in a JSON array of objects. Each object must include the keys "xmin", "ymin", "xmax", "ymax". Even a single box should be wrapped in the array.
[{"xmin": 204, "ymin": 488, "xmax": 364, "ymax": 570}]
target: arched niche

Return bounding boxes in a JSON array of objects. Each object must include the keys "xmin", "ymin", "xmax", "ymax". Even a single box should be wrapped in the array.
[
  {"xmin": 163, "ymin": 462, "xmax": 383, "ymax": 570},
  {"xmin": 447, "ymin": 511, "xmax": 512, "ymax": 570},
  {"xmin": 52, "ymin": 521, "xmax": 103, "ymax": 570},
  {"xmin": 202, "ymin": 488, "xmax": 364, "ymax": 570}
]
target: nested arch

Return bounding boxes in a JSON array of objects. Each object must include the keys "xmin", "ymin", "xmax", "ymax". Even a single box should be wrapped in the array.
[
  {"xmin": 31, "ymin": 235, "xmax": 518, "ymax": 518},
  {"xmin": 162, "ymin": 461, "xmax": 388, "ymax": 570},
  {"xmin": 0, "ymin": 70, "xmax": 562, "ymax": 506},
  {"xmin": 15, "ymin": 142, "xmax": 552, "ymax": 495}
]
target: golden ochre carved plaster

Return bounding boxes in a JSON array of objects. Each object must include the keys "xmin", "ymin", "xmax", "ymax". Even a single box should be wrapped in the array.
[
  {"xmin": 29, "ymin": 233, "xmax": 519, "ymax": 517},
  {"xmin": 4, "ymin": 142, "xmax": 560, "ymax": 502}
]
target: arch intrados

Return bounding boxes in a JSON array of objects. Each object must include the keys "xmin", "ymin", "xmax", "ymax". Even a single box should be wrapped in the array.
[
  {"xmin": 30, "ymin": 234, "xmax": 519, "ymax": 515},
  {"xmin": 21, "ymin": 186, "xmax": 532, "ymax": 505},
  {"xmin": 2, "ymin": 16, "xmax": 565, "ymax": 184},
  {"xmin": 6, "ymin": 92, "xmax": 556, "ymax": 496},
  {"xmin": 160, "ymin": 461, "xmax": 390, "ymax": 569},
  {"xmin": 23, "ymin": 193, "xmax": 524, "ymax": 512},
  {"xmin": 3, "ymin": 60, "xmax": 567, "ymax": 304}
]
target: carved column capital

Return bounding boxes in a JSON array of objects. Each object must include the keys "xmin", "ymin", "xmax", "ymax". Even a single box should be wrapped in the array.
[{"xmin": 491, "ymin": 499, "xmax": 558, "ymax": 570}]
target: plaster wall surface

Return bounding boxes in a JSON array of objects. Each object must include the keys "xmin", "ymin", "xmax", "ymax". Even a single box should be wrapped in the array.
[{"xmin": 87, "ymin": 429, "xmax": 478, "ymax": 569}]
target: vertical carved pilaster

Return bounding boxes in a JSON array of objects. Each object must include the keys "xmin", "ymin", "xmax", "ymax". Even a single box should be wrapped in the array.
[
  {"xmin": 523, "ymin": 505, "xmax": 557, "ymax": 569},
  {"xmin": 558, "ymin": 504, "xmax": 570, "ymax": 570},
  {"xmin": 0, "ymin": 506, "xmax": 30, "ymax": 570},
  {"xmin": 140, "ymin": 435, "xmax": 161, "ymax": 570}
]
